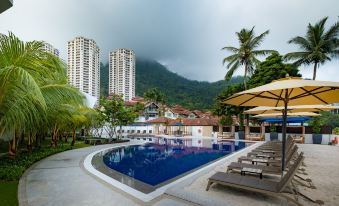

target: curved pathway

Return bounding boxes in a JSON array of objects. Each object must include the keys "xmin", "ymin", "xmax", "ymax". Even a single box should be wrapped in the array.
[{"xmin": 18, "ymin": 142, "xmax": 193, "ymax": 206}]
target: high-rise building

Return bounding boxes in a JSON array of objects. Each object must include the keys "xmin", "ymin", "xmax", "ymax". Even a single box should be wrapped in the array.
[
  {"xmin": 67, "ymin": 37, "xmax": 100, "ymax": 101},
  {"xmin": 109, "ymin": 48, "xmax": 135, "ymax": 101},
  {"xmin": 42, "ymin": 42, "xmax": 59, "ymax": 57}
]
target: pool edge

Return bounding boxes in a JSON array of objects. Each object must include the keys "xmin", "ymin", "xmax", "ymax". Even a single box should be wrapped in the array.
[{"xmin": 83, "ymin": 140, "xmax": 262, "ymax": 202}]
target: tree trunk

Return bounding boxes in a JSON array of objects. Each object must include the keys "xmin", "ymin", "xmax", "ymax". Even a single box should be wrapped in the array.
[
  {"xmin": 71, "ymin": 128, "xmax": 76, "ymax": 146},
  {"xmin": 119, "ymin": 125, "xmax": 122, "ymax": 139},
  {"xmin": 313, "ymin": 62, "xmax": 318, "ymax": 80},
  {"xmin": 9, "ymin": 132, "xmax": 19, "ymax": 157},
  {"xmin": 35, "ymin": 133, "xmax": 41, "ymax": 149},
  {"xmin": 51, "ymin": 124, "xmax": 58, "ymax": 147},
  {"xmin": 27, "ymin": 132, "xmax": 34, "ymax": 153},
  {"xmin": 64, "ymin": 131, "xmax": 69, "ymax": 143},
  {"xmin": 244, "ymin": 63, "xmax": 248, "ymax": 90}
]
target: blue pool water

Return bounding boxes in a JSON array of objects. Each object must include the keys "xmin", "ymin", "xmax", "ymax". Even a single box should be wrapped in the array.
[{"xmin": 102, "ymin": 139, "xmax": 250, "ymax": 186}]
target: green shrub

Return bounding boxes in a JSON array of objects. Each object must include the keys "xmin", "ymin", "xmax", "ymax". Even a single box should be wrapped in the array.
[
  {"xmin": 333, "ymin": 127, "xmax": 339, "ymax": 135},
  {"xmin": 0, "ymin": 146, "xmax": 73, "ymax": 181},
  {"xmin": 270, "ymin": 124, "xmax": 276, "ymax": 133}
]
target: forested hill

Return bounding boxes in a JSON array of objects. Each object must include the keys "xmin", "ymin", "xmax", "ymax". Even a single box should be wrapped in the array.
[{"xmin": 100, "ymin": 59, "xmax": 243, "ymax": 110}]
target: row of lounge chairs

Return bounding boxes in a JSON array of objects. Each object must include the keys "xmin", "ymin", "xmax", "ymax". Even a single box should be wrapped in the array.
[
  {"xmin": 118, "ymin": 129, "xmax": 153, "ymax": 134},
  {"xmin": 218, "ymin": 132, "xmax": 304, "ymax": 143},
  {"xmin": 206, "ymin": 136, "xmax": 323, "ymax": 205}
]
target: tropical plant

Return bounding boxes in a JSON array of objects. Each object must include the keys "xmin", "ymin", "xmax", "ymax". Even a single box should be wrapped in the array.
[
  {"xmin": 144, "ymin": 87, "xmax": 166, "ymax": 104},
  {"xmin": 100, "ymin": 95, "xmax": 125, "ymax": 140},
  {"xmin": 0, "ymin": 32, "xmax": 85, "ymax": 156},
  {"xmin": 285, "ymin": 17, "xmax": 339, "ymax": 80},
  {"xmin": 247, "ymin": 52, "xmax": 301, "ymax": 88},
  {"xmin": 222, "ymin": 27, "xmax": 276, "ymax": 89}
]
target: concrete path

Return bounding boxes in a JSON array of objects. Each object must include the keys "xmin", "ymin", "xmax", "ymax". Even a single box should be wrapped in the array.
[
  {"xmin": 18, "ymin": 142, "xmax": 194, "ymax": 206},
  {"xmin": 21, "ymin": 141, "xmax": 337, "ymax": 206}
]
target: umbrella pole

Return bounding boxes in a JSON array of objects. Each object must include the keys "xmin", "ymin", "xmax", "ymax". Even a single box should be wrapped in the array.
[{"xmin": 282, "ymin": 89, "xmax": 288, "ymax": 171}]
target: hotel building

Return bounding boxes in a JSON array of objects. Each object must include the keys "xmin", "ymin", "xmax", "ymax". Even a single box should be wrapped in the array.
[
  {"xmin": 109, "ymin": 49, "xmax": 135, "ymax": 101},
  {"xmin": 67, "ymin": 37, "xmax": 100, "ymax": 101},
  {"xmin": 42, "ymin": 42, "xmax": 59, "ymax": 57}
]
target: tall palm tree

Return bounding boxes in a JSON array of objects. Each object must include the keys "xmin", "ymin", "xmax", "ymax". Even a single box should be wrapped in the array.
[
  {"xmin": 222, "ymin": 27, "xmax": 276, "ymax": 89},
  {"xmin": 0, "ymin": 32, "xmax": 85, "ymax": 156},
  {"xmin": 285, "ymin": 17, "xmax": 339, "ymax": 80}
]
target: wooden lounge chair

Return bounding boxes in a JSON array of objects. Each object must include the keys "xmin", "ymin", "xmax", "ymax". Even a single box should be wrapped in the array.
[
  {"xmin": 293, "ymin": 135, "xmax": 304, "ymax": 144},
  {"xmin": 246, "ymin": 133, "xmax": 264, "ymax": 141},
  {"xmin": 238, "ymin": 144, "xmax": 297, "ymax": 166},
  {"xmin": 248, "ymin": 140, "xmax": 295, "ymax": 157},
  {"xmin": 206, "ymin": 153, "xmax": 305, "ymax": 205},
  {"xmin": 254, "ymin": 136, "xmax": 294, "ymax": 150},
  {"xmin": 227, "ymin": 148, "xmax": 300, "ymax": 176}
]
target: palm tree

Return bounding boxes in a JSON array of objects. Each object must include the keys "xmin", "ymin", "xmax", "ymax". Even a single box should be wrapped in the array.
[
  {"xmin": 285, "ymin": 17, "xmax": 339, "ymax": 80},
  {"xmin": 0, "ymin": 32, "xmax": 85, "ymax": 156},
  {"xmin": 222, "ymin": 27, "xmax": 276, "ymax": 89}
]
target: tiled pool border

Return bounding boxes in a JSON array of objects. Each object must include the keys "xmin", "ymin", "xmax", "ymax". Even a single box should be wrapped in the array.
[{"xmin": 83, "ymin": 139, "xmax": 260, "ymax": 202}]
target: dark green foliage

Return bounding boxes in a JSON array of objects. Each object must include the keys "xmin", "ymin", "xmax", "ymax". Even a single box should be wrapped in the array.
[
  {"xmin": 0, "ymin": 146, "xmax": 76, "ymax": 181},
  {"xmin": 247, "ymin": 53, "xmax": 301, "ymax": 88},
  {"xmin": 309, "ymin": 111, "xmax": 339, "ymax": 129},
  {"xmin": 135, "ymin": 59, "xmax": 243, "ymax": 109},
  {"xmin": 100, "ymin": 62, "xmax": 109, "ymax": 96},
  {"xmin": 144, "ymin": 87, "xmax": 166, "ymax": 104},
  {"xmin": 309, "ymin": 116, "xmax": 322, "ymax": 134},
  {"xmin": 100, "ymin": 59, "xmax": 243, "ymax": 109},
  {"xmin": 0, "ymin": 181, "xmax": 18, "ymax": 206},
  {"xmin": 213, "ymin": 53, "xmax": 301, "ymax": 125}
]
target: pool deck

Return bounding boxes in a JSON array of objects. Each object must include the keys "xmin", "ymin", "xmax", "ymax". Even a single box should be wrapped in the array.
[{"xmin": 18, "ymin": 141, "xmax": 339, "ymax": 206}]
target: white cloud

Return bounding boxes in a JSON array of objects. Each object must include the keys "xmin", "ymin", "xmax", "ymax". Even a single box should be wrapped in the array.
[{"xmin": 0, "ymin": 0, "xmax": 338, "ymax": 82}]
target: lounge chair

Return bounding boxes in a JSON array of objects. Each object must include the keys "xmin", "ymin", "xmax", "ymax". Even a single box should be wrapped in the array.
[
  {"xmin": 238, "ymin": 144, "xmax": 297, "ymax": 166},
  {"xmin": 293, "ymin": 135, "xmax": 304, "ymax": 144},
  {"xmin": 246, "ymin": 133, "xmax": 264, "ymax": 141},
  {"xmin": 247, "ymin": 139, "xmax": 295, "ymax": 157},
  {"xmin": 206, "ymin": 153, "xmax": 305, "ymax": 205},
  {"xmin": 227, "ymin": 148, "xmax": 300, "ymax": 176}
]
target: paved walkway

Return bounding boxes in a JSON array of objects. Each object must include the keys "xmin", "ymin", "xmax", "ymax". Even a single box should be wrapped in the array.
[
  {"xmin": 18, "ymin": 142, "xmax": 195, "ymax": 206},
  {"xmin": 20, "ymin": 141, "xmax": 338, "ymax": 206}
]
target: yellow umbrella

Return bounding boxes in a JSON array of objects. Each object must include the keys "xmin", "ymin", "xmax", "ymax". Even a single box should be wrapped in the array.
[
  {"xmin": 224, "ymin": 76, "xmax": 339, "ymax": 170},
  {"xmin": 253, "ymin": 112, "xmax": 320, "ymax": 118},
  {"xmin": 244, "ymin": 105, "xmax": 339, "ymax": 114}
]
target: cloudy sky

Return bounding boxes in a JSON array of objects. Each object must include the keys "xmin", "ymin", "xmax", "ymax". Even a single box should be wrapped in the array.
[{"xmin": 1, "ymin": 0, "xmax": 338, "ymax": 82}]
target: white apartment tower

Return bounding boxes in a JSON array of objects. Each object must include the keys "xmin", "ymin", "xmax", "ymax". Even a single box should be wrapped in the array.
[
  {"xmin": 67, "ymin": 37, "xmax": 100, "ymax": 101},
  {"xmin": 43, "ymin": 42, "xmax": 59, "ymax": 57},
  {"xmin": 109, "ymin": 49, "xmax": 135, "ymax": 101}
]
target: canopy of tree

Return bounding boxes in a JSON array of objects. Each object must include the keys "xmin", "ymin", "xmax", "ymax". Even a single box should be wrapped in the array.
[{"xmin": 213, "ymin": 53, "xmax": 302, "ymax": 124}]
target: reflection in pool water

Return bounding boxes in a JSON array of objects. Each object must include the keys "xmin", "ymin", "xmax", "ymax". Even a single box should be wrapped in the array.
[{"xmin": 102, "ymin": 138, "xmax": 250, "ymax": 186}]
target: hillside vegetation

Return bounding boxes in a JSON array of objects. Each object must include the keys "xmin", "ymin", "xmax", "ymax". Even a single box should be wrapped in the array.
[{"xmin": 100, "ymin": 59, "xmax": 243, "ymax": 109}]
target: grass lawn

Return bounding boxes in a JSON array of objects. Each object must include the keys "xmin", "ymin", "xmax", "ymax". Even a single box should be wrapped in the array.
[
  {"xmin": 0, "ymin": 181, "xmax": 18, "ymax": 206},
  {"xmin": 0, "ymin": 138, "xmax": 91, "ymax": 206}
]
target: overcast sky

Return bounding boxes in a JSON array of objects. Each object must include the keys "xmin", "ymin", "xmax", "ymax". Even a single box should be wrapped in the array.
[{"xmin": 1, "ymin": 0, "xmax": 338, "ymax": 82}]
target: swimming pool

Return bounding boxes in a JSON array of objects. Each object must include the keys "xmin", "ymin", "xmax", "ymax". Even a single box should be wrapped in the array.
[{"xmin": 89, "ymin": 137, "xmax": 253, "ymax": 197}]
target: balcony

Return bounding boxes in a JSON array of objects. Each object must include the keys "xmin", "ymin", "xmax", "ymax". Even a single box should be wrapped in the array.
[{"xmin": 0, "ymin": 0, "xmax": 13, "ymax": 14}]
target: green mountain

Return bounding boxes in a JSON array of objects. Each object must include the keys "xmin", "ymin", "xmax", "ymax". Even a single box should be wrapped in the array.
[{"xmin": 100, "ymin": 59, "xmax": 243, "ymax": 110}]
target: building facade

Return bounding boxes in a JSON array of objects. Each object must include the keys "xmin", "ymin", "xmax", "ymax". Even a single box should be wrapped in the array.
[
  {"xmin": 109, "ymin": 48, "xmax": 135, "ymax": 101},
  {"xmin": 43, "ymin": 42, "xmax": 59, "ymax": 57},
  {"xmin": 67, "ymin": 37, "xmax": 100, "ymax": 101}
]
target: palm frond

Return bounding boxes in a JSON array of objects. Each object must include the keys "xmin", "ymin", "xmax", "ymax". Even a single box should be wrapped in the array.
[
  {"xmin": 288, "ymin": 36, "xmax": 312, "ymax": 51},
  {"xmin": 250, "ymin": 30, "xmax": 270, "ymax": 48},
  {"xmin": 221, "ymin": 46, "xmax": 239, "ymax": 53},
  {"xmin": 225, "ymin": 60, "xmax": 240, "ymax": 81}
]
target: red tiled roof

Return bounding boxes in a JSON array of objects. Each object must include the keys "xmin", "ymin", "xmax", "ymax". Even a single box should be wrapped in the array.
[
  {"xmin": 146, "ymin": 117, "xmax": 174, "ymax": 124},
  {"xmin": 169, "ymin": 118, "xmax": 219, "ymax": 126}
]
